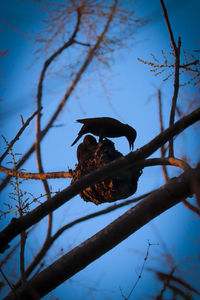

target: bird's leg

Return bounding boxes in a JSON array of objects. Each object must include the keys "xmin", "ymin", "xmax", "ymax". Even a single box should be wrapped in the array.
[{"xmin": 99, "ymin": 135, "xmax": 104, "ymax": 143}]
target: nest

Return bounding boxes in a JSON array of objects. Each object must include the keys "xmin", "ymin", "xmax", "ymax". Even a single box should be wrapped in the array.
[{"xmin": 71, "ymin": 138, "xmax": 142, "ymax": 205}]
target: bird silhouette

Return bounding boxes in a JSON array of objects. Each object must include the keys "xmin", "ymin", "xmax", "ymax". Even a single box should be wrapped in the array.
[
  {"xmin": 77, "ymin": 135, "xmax": 97, "ymax": 163},
  {"xmin": 71, "ymin": 117, "xmax": 136, "ymax": 150}
]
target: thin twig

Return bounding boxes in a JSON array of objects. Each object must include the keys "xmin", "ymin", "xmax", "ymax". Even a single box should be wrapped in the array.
[
  {"xmin": 34, "ymin": 4, "xmax": 82, "ymax": 261},
  {"xmin": 168, "ymin": 37, "xmax": 181, "ymax": 157},
  {"xmin": 156, "ymin": 267, "xmax": 176, "ymax": 299},
  {"xmin": 157, "ymin": 270, "xmax": 200, "ymax": 296},
  {"xmin": 158, "ymin": 89, "xmax": 169, "ymax": 182},
  {"xmin": 0, "ymin": 268, "xmax": 17, "ymax": 296},
  {"xmin": 20, "ymin": 231, "xmax": 26, "ymax": 284},
  {"xmin": 160, "ymin": 0, "xmax": 181, "ymax": 157},
  {"xmin": 2, "ymin": 139, "xmax": 28, "ymax": 284},
  {"xmin": 0, "ymin": 166, "xmax": 72, "ymax": 179},
  {"xmin": 182, "ymin": 199, "xmax": 200, "ymax": 216},
  {"xmin": 0, "ymin": 227, "xmax": 35, "ymax": 268},
  {"xmin": 0, "ymin": 109, "xmax": 40, "ymax": 164},
  {"xmin": 160, "ymin": 0, "xmax": 176, "ymax": 51},
  {"xmin": 122, "ymin": 241, "xmax": 156, "ymax": 300}
]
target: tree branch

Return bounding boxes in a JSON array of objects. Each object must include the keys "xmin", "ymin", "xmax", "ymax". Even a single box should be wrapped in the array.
[
  {"xmin": 4, "ymin": 166, "xmax": 200, "ymax": 300},
  {"xmin": 182, "ymin": 199, "xmax": 200, "ymax": 216},
  {"xmin": 168, "ymin": 37, "xmax": 181, "ymax": 157},
  {"xmin": 0, "ymin": 157, "xmax": 189, "ymax": 180},
  {"xmin": 0, "ymin": 109, "xmax": 40, "ymax": 164},
  {"xmin": 160, "ymin": 0, "xmax": 177, "ymax": 53},
  {"xmin": 160, "ymin": 0, "xmax": 181, "ymax": 157},
  {"xmin": 14, "ymin": 191, "xmax": 152, "ymax": 289},
  {"xmin": 158, "ymin": 89, "xmax": 169, "ymax": 182},
  {"xmin": 0, "ymin": 107, "xmax": 199, "ymax": 253},
  {"xmin": 0, "ymin": 166, "xmax": 72, "ymax": 179},
  {"xmin": 0, "ymin": 0, "xmax": 117, "ymax": 192}
]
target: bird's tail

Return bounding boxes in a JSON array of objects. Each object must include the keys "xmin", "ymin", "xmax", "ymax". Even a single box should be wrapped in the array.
[{"xmin": 71, "ymin": 135, "xmax": 82, "ymax": 146}]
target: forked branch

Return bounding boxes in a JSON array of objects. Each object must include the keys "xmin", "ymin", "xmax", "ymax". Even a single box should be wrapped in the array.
[
  {"xmin": 4, "ymin": 165, "xmax": 200, "ymax": 300},
  {"xmin": 160, "ymin": 0, "xmax": 181, "ymax": 157},
  {"xmin": 0, "ymin": 107, "xmax": 199, "ymax": 253}
]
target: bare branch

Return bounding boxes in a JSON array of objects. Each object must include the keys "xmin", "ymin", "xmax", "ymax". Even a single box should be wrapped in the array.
[
  {"xmin": 20, "ymin": 232, "xmax": 26, "ymax": 284},
  {"xmin": 0, "ymin": 268, "xmax": 16, "ymax": 296},
  {"xmin": 0, "ymin": 0, "xmax": 117, "ymax": 192},
  {"xmin": 156, "ymin": 267, "xmax": 176, "ymax": 300},
  {"xmin": 160, "ymin": 0, "xmax": 181, "ymax": 157},
  {"xmin": 156, "ymin": 269, "xmax": 200, "ymax": 297},
  {"xmin": 168, "ymin": 37, "xmax": 181, "ymax": 157},
  {"xmin": 34, "ymin": 10, "xmax": 83, "ymax": 261},
  {"xmin": 0, "ymin": 166, "xmax": 72, "ymax": 179},
  {"xmin": 0, "ymin": 157, "xmax": 189, "ymax": 181},
  {"xmin": 0, "ymin": 109, "xmax": 40, "ymax": 164},
  {"xmin": 158, "ymin": 89, "xmax": 169, "ymax": 182},
  {"xmin": 124, "ymin": 241, "xmax": 156, "ymax": 299},
  {"xmin": 0, "ymin": 107, "xmax": 199, "ymax": 253},
  {"xmin": 160, "ymin": 0, "xmax": 177, "ymax": 53},
  {"xmin": 4, "ymin": 165, "xmax": 200, "ymax": 300},
  {"xmin": 182, "ymin": 199, "xmax": 200, "ymax": 216},
  {"xmin": 14, "ymin": 191, "xmax": 152, "ymax": 289}
]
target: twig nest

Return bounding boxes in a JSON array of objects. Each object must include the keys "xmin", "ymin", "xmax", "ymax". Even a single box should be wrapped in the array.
[{"xmin": 71, "ymin": 136, "xmax": 142, "ymax": 205}]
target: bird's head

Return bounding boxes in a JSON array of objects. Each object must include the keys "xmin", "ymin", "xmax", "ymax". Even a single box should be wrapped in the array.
[
  {"xmin": 83, "ymin": 135, "xmax": 97, "ymax": 146},
  {"xmin": 125, "ymin": 125, "xmax": 137, "ymax": 151}
]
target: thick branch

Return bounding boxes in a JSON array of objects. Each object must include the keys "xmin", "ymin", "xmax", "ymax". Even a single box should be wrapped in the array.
[
  {"xmin": 4, "ymin": 166, "xmax": 200, "ymax": 300},
  {"xmin": 0, "ymin": 107, "xmax": 199, "ymax": 253},
  {"xmin": 14, "ymin": 191, "xmax": 151, "ymax": 289},
  {"xmin": 0, "ymin": 158, "xmax": 189, "ymax": 180}
]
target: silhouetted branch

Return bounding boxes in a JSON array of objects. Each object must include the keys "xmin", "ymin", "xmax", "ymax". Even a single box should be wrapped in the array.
[
  {"xmin": 160, "ymin": 0, "xmax": 181, "ymax": 157},
  {"xmin": 0, "ymin": 107, "xmax": 199, "ymax": 253},
  {"xmin": 0, "ymin": 268, "xmax": 16, "ymax": 296},
  {"xmin": 158, "ymin": 89, "xmax": 169, "ymax": 182},
  {"xmin": 156, "ymin": 267, "xmax": 176, "ymax": 300},
  {"xmin": 0, "ymin": 109, "xmax": 40, "ymax": 164},
  {"xmin": 182, "ymin": 199, "xmax": 200, "ymax": 216},
  {"xmin": 14, "ymin": 191, "xmax": 152, "ymax": 289},
  {"xmin": 0, "ymin": 166, "xmax": 72, "ymax": 179},
  {"xmin": 160, "ymin": 0, "xmax": 177, "ymax": 53},
  {"xmin": 33, "ymin": 9, "xmax": 83, "ymax": 269},
  {"xmin": 120, "ymin": 241, "xmax": 156, "ymax": 300},
  {"xmin": 4, "ymin": 165, "xmax": 200, "ymax": 300},
  {"xmin": 0, "ymin": 108, "xmax": 200, "ymax": 251},
  {"xmin": 0, "ymin": 157, "xmax": 189, "ymax": 180},
  {"xmin": 0, "ymin": 0, "xmax": 117, "ymax": 193},
  {"xmin": 168, "ymin": 37, "xmax": 181, "ymax": 157},
  {"xmin": 156, "ymin": 269, "xmax": 200, "ymax": 298}
]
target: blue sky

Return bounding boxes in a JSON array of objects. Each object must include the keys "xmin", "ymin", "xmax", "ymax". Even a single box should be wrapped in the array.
[{"xmin": 0, "ymin": 0, "xmax": 200, "ymax": 299}]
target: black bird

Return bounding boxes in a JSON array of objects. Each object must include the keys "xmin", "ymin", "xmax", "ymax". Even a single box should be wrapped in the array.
[
  {"xmin": 71, "ymin": 117, "xmax": 137, "ymax": 150},
  {"xmin": 77, "ymin": 135, "xmax": 97, "ymax": 163}
]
